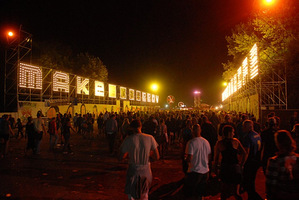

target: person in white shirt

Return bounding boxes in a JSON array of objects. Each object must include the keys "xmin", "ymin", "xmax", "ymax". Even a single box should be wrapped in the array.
[
  {"xmin": 33, "ymin": 111, "xmax": 46, "ymax": 154},
  {"xmin": 119, "ymin": 119, "xmax": 159, "ymax": 200},
  {"xmin": 183, "ymin": 124, "xmax": 211, "ymax": 200}
]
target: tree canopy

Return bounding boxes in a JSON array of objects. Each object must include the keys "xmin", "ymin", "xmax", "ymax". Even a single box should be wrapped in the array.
[
  {"xmin": 33, "ymin": 41, "xmax": 108, "ymax": 82},
  {"xmin": 223, "ymin": 1, "xmax": 299, "ymax": 108},
  {"xmin": 223, "ymin": 2, "xmax": 299, "ymax": 80}
]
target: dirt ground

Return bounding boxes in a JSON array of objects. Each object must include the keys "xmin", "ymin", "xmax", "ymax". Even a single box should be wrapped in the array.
[{"xmin": 0, "ymin": 130, "xmax": 266, "ymax": 200}]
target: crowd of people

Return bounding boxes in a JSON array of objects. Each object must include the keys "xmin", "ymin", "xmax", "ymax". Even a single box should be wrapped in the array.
[{"xmin": 0, "ymin": 109, "xmax": 299, "ymax": 200}]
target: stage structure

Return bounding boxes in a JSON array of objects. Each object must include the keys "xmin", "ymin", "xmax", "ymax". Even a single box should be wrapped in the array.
[
  {"xmin": 4, "ymin": 26, "xmax": 32, "ymax": 112},
  {"xmin": 3, "ymin": 28, "xmax": 160, "ymax": 119},
  {"xmin": 222, "ymin": 43, "xmax": 287, "ymax": 120}
]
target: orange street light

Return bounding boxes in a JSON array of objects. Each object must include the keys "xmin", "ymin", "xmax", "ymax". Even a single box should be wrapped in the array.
[
  {"xmin": 263, "ymin": 0, "xmax": 275, "ymax": 6},
  {"xmin": 7, "ymin": 31, "xmax": 14, "ymax": 37}
]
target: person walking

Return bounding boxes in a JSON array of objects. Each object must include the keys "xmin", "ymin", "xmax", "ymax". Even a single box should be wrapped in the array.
[
  {"xmin": 62, "ymin": 116, "xmax": 76, "ymax": 154},
  {"xmin": 25, "ymin": 116, "xmax": 35, "ymax": 155},
  {"xmin": 119, "ymin": 119, "xmax": 159, "ymax": 200},
  {"xmin": 183, "ymin": 124, "xmax": 211, "ymax": 200},
  {"xmin": 105, "ymin": 114, "xmax": 118, "ymax": 154},
  {"xmin": 241, "ymin": 120, "xmax": 263, "ymax": 200},
  {"xmin": 15, "ymin": 118, "xmax": 24, "ymax": 139},
  {"xmin": 33, "ymin": 112, "xmax": 46, "ymax": 155},
  {"xmin": 213, "ymin": 125, "xmax": 247, "ymax": 200},
  {"xmin": 266, "ymin": 130, "xmax": 299, "ymax": 199}
]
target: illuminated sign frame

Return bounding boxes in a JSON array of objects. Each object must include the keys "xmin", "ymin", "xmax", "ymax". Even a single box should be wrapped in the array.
[
  {"xmin": 77, "ymin": 76, "xmax": 89, "ymax": 95},
  {"xmin": 136, "ymin": 90, "xmax": 141, "ymax": 101},
  {"xmin": 19, "ymin": 63, "xmax": 42, "ymax": 89},
  {"xmin": 129, "ymin": 89, "xmax": 135, "ymax": 100},
  {"xmin": 222, "ymin": 43, "xmax": 258, "ymax": 101},
  {"xmin": 95, "ymin": 81, "xmax": 105, "ymax": 97},
  {"xmin": 120, "ymin": 87, "xmax": 127, "ymax": 99},
  {"xmin": 53, "ymin": 71, "xmax": 69, "ymax": 93},
  {"xmin": 152, "ymin": 94, "xmax": 155, "ymax": 103},
  {"xmin": 109, "ymin": 84, "xmax": 117, "ymax": 98},
  {"xmin": 147, "ymin": 93, "xmax": 151, "ymax": 103},
  {"xmin": 17, "ymin": 63, "xmax": 159, "ymax": 104},
  {"xmin": 142, "ymin": 92, "xmax": 147, "ymax": 102}
]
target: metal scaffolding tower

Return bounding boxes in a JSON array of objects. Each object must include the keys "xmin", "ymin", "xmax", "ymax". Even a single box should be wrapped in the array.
[{"xmin": 4, "ymin": 26, "xmax": 32, "ymax": 112}]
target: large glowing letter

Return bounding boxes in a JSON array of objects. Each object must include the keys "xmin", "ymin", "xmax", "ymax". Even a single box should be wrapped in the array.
[
  {"xmin": 237, "ymin": 67, "xmax": 242, "ymax": 90},
  {"xmin": 129, "ymin": 89, "xmax": 135, "ymax": 100},
  {"xmin": 250, "ymin": 43, "xmax": 258, "ymax": 79},
  {"xmin": 142, "ymin": 92, "xmax": 147, "ymax": 102},
  {"xmin": 156, "ymin": 95, "xmax": 159, "ymax": 103},
  {"xmin": 152, "ymin": 94, "xmax": 156, "ymax": 103},
  {"xmin": 147, "ymin": 93, "xmax": 151, "ymax": 102},
  {"xmin": 77, "ymin": 76, "xmax": 89, "ymax": 95},
  {"xmin": 109, "ymin": 84, "xmax": 116, "ymax": 98},
  {"xmin": 136, "ymin": 90, "xmax": 141, "ymax": 101},
  {"xmin": 242, "ymin": 58, "xmax": 248, "ymax": 85},
  {"xmin": 120, "ymin": 87, "xmax": 127, "ymax": 99},
  {"xmin": 53, "ymin": 71, "xmax": 69, "ymax": 92},
  {"xmin": 19, "ymin": 63, "xmax": 42, "ymax": 89},
  {"xmin": 95, "ymin": 81, "xmax": 105, "ymax": 97}
]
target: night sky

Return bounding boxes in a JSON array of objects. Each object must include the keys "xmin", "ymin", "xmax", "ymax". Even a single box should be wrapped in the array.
[{"xmin": 0, "ymin": 0, "xmax": 254, "ymax": 106}]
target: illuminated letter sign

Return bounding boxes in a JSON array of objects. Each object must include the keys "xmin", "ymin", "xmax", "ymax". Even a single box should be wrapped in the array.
[
  {"xmin": 53, "ymin": 71, "xmax": 69, "ymax": 92},
  {"xmin": 120, "ymin": 87, "xmax": 127, "ymax": 99},
  {"xmin": 242, "ymin": 58, "xmax": 248, "ymax": 86},
  {"xmin": 77, "ymin": 76, "xmax": 89, "ymax": 95},
  {"xmin": 95, "ymin": 81, "xmax": 105, "ymax": 97},
  {"xmin": 129, "ymin": 89, "xmax": 135, "ymax": 100},
  {"xmin": 136, "ymin": 90, "xmax": 141, "ymax": 101},
  {"xmin": 152, "ymin": 94, "xmax": 156, "ymax": 103},
  {"xmin": 237, "ymin": 67, "xmax": 242, "ymax": 90},
  {"xmin": 142, "ymin": 92, "xmax": 147, "ymax": 102},
  {"xmin": 147, "ymin": 93, "xmax": 151, "ymax": 102},
  {"xmin": 109, "ymin": 84, "xmax": 116, "ymax": 98},
  {"xmin": 156, "ymin": 95, "xmax": 159, "ymax": 103},
  {"xmin": 19, "ymin": 63, "xmax": 42, "ymax": 89},
  {"xmin": 222, "ymin": 43, "xmax": 258, "ymax": 101},
  {"xmin": 250, "ymin": 43, "xmax": 258, "ymax": 79}
]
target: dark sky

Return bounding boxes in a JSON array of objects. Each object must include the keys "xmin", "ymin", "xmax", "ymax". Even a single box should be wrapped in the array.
[{"xmin": 0, "ymin": 0, "xmax": 254, "ymax": 106}]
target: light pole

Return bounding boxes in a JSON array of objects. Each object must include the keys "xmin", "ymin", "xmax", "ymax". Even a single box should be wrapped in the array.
[{"xmin": 193, "ymin": 91, "xmax": 201, "ymax": 109}]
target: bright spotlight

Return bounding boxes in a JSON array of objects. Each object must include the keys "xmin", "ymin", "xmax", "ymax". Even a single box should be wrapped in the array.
[
  {"xmin": 151, "ymin": 83, "xmax": 158, "ymax": 92},
  {"xmin": 8, "ymin": 31, "xmax": 14, "ymax": 37},
  {"xmin": 263, "ymin": 0, "xmax": 275, "ymax": 6}
]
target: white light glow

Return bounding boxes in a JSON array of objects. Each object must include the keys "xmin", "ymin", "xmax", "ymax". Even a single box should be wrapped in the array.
[
  {"xmin": 129, "ymin": 89, "xmax": 135, "ymax": 100},
  {"xmin": 120, "ymin": 87, "xmax": 127, "ymax": 99},
  {"xmin": 19, "ymin": 63, "xmax": 42, "ymax": 89},
  {"xmin": 53, "ymin": 71, "xmax": 69, "ymax": 93},
  {"xmin": 77, "ymin": 76, "xmax": 89, "ymax": 95},
  {"xmin": 95, "ymin": 81, "xmax": 105, "ymax": 97},
  {"xmin": 136, "ymin": 90, "xmax": 141, "ymax": 101},
  {"xmin": 156, "ymin": 95, "xmax": 159, "ymax": 103},
  {"xmin": 109, "ymin": 84, "xmax": 116, "ymax": 98}
]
